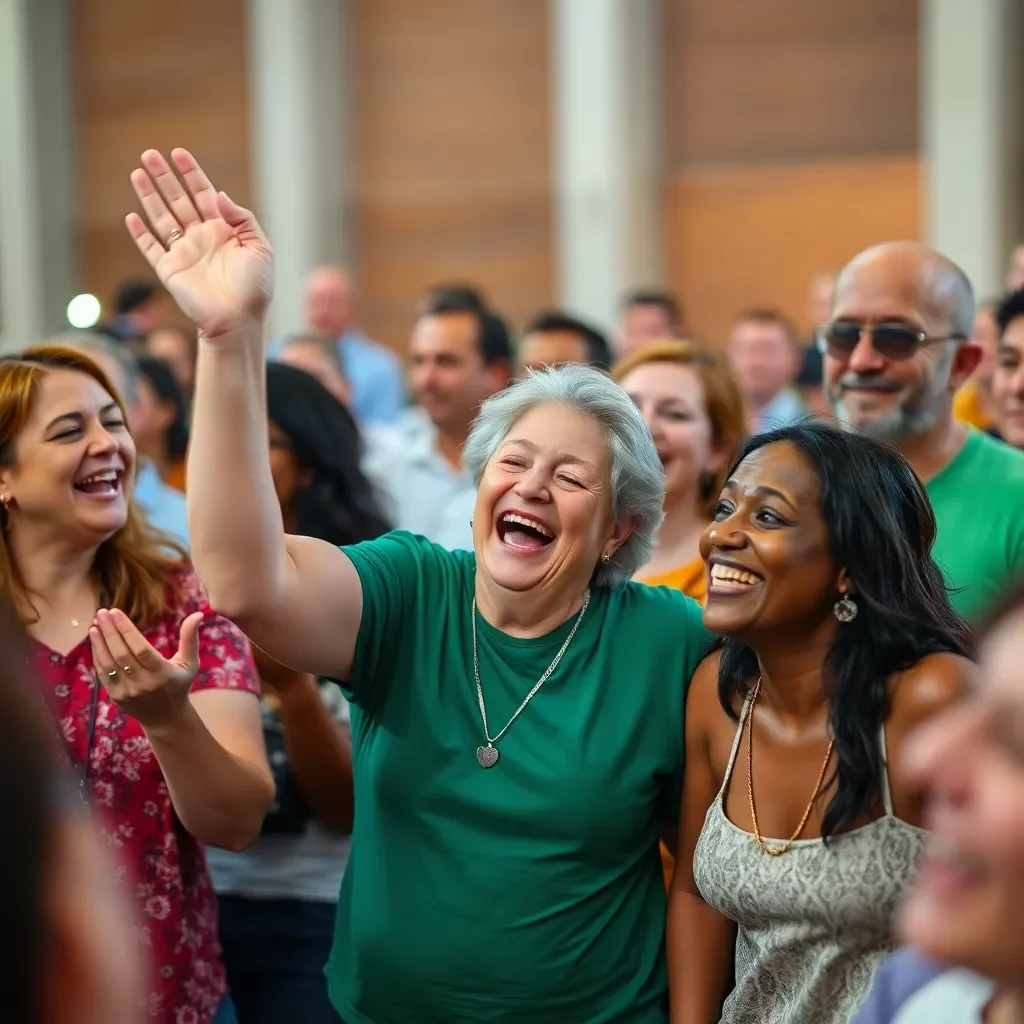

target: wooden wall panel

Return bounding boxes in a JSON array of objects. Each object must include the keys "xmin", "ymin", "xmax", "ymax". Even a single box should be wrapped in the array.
[
  {"xmin": 664, "ymin": 0, "xmax": 920, "ymax": 168},
  {"xmin": 73, "ymin": 0, "xmax": 252, "ymax": 320},
  {"xmin": 666, "ymin": 156, "xmax": 923, "ymax": 347},
  {"xmin": 352, "ymin": 0, "xmax": 553, "ymax": 353}
]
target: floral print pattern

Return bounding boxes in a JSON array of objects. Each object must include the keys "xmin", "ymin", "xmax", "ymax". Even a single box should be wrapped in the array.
[{"xmin": 34, "ymin": 565, "xmax": 260, "ymax": 1024}]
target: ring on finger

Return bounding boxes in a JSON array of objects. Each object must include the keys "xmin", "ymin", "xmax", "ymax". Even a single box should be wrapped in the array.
[
  {"xmin": 107, "ymin": 669, "xmax": 118, "ymax": 678},
  {"xmin": 123, "ymin": 665, "xmax": 133, "ymax": 674},
  {"xmin": 166, "ymin": 227, "xmax": 184, "ymax": 246}
]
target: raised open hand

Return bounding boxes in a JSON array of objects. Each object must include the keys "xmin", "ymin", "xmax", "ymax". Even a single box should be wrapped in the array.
[
  {"xmin": 125, "ymin": 149, "xmax": 274, "ymax": 338},
  {"xmin": 91, "ymin": 608, "xmax": 203, "ymax": 731}
]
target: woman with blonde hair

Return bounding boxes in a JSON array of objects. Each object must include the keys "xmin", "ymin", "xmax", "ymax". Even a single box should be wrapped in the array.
[
  {"xmin": 614, "ymin": 340, "xmax": 746, "ymax": 601},
  {"xmin": 0, "ymin": 345, "xmax": 273, "ymax": 1024}
]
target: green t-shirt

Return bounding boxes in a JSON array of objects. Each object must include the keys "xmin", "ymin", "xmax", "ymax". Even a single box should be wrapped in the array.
[
  {"xmin": 326, "ymin": 531, "xmax": 711, "ymax": 1024},
  {"xmin": 928, "ymin": 429, "xmax": 1024, "ymax": 621}
]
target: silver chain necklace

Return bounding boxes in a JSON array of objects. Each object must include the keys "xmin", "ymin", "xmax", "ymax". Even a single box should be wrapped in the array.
[{"xmin": 471, "ymin": 590, "xmax": 590, "ymax": 768}]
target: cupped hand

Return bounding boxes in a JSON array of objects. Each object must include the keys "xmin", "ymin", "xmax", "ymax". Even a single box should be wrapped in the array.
[
  {"xmin": 91, "ymin": 608, "xmax": 203, "ymax": 730},
  {"xmin": 125, "ymin": 148, "xmax": 274, "ymax": 338}
]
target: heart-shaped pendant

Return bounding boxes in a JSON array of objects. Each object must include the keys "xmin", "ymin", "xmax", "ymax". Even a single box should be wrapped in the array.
[{"xmin": 476, "ymin": 744, "xmax": 499, "ymax": 768}]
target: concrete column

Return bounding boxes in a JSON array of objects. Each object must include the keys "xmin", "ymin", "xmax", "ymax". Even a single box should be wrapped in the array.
[
  {"xmin": 922, "ymin": 0, "xmax": 1024, "ymax": 298},
  {"xmin": 0, "ymin": 0, "xmax": 76, "ymax": 352},
  {"xmin": 552, "ymin": 0, "xmax": 662, "ymax": 334},
  {"xmin": 248, "ymin": 0, "xmax": 353, "ymax": 339}
]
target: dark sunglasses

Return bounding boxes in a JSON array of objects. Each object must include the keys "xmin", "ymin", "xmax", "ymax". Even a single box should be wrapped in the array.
[{"xmin": 815, "ymin": 321, "xmax": 965, "ymax": 361}]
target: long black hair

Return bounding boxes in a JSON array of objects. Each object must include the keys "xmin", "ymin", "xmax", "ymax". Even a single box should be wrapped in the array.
[
  {"xmin": 266, "ymin": 361, "xmax": 391, "ymax": 546},
  {"xmin": 714, "ymin": 421, "xmax": 972, "ymax": 839},
  {"xmin": 137, "ymin": 354, "xmax": 189, "ymax": 461}
]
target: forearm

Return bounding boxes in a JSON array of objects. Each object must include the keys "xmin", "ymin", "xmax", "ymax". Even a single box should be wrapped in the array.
[
  {"xmin": 275, "ymin": 677, "xmax": 354, "ymax": 833},
  {"xmin": 187, "ymin": 323, "xmax": 286, "ymax": 618},
  {"xmin": 144, "ymin": 702, "xmax": 274, "ymax": 851},
  {"xmin": 666, "ymin": 888, "xmax": 736, "ymax": 1023}
]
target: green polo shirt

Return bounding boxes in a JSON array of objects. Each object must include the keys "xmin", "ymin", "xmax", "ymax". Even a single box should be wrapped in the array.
[
  {"xmin": 928, "ymin": 428, "xmax": 1024, "ymax": 620},
  {"xmin": 326, "ymin": 531, "xmax": 711, "ymax": 1023}
]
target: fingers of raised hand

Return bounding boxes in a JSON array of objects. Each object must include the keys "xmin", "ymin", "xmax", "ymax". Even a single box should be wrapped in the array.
[
  {"xmin": 170, "ymin": 148, "xmax": 221, "ymax": 221},
  {"xmin": 125, "ymin": 212, "xmax": 166, "ymax": 272},
  {"xmin": 130, "ymin": 164, "xmax": 184, "ymax": 249},
  {"xmin": 139, "ymin": 149, "xmax": 204, "ymax": 230}
]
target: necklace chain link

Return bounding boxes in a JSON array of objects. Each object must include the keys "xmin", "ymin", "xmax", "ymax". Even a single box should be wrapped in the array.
[
  {"xmin": 471, "ymin": 591, "xmax": 590, "ymax": 766},
  {"xmin": 746, "ymin": 676, "xmax": 834, "ymax": 856}
]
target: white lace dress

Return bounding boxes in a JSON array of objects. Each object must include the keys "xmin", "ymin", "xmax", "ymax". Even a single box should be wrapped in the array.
[{"xmin": 692, "ymin": 696, "xmax": 927, "ymax": 1024}]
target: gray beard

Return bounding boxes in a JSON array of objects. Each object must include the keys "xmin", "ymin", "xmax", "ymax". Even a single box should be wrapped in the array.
[{"xmin": 829, "ymin": 346, "xmax": 955, "ymax": 441}]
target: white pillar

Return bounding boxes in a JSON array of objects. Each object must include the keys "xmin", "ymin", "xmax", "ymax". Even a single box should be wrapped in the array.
[
  {"xmin": 248, "ymin": 0, "xmax": 353, "ymax": 339},
  {"xmin": 0, "ymin": 0, "xmax": 76, "ymax": 352},
  {"xmin": 922, "ymin": 0, "xmax": 1024, "ymax": 297},
  {"xmin": 552, "ymin": 0, "xmax": 662, "ymax": 333}
]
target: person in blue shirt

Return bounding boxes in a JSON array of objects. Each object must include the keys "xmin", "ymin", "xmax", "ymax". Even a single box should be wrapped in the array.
[{"xmin": 297, "ymin": 266, "xmax": 406, "ymax": 426}]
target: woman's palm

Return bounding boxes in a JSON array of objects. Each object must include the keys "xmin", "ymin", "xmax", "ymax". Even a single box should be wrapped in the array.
[{"xmin": 125, "ymin": 148, "xmax": 273, "ymax": 337}]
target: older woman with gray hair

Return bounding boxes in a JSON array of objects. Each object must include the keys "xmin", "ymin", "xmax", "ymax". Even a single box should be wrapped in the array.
[{"xmin": 124, "ymin": 146, "xmax": 711, "ymax": 1024}]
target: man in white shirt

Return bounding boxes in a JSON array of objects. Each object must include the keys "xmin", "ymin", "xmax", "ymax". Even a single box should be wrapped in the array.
[{"xmin": 366, "ymin": 297, "xmax": 513, "ymax": 549}]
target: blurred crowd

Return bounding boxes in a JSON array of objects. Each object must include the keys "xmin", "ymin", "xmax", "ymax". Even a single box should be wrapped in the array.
[{"xmin": 9, "ymin": 145, "xmax": 1024, "ymax": 1024}]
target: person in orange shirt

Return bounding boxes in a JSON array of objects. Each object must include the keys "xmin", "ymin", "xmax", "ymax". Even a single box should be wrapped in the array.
[
  {"xmin": 953, "ymin": 300, "xmax": 999, "ymax": 433},
  {"xmin": 614, "ymin": 340, "xmax": 746, "ymax": 885},
  {"xmin": 614, "ymin": 340, "xmax": 746, "ymax": 603}
]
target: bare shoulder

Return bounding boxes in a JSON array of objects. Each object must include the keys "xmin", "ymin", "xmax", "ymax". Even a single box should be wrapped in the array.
[
  {"xmin": 686, "ymin": 648, "xmax": 725, "ymax": 724},
  {"xmin": 888, "ymin": 651, "xmax": 973, "ymax": 731}
]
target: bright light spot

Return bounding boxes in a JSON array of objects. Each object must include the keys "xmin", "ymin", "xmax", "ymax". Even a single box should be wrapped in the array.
[{"xmin": 67, "ymin": 293, "xmax": 101, "ymax": 329}]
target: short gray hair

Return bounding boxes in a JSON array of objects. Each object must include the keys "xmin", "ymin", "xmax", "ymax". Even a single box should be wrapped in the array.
[
  {"xmin": 47, "ymin": 331, "xmax": 141, "ymax": 404},
  {"xmin": 463, "ymin": 364, "xmax": 664, "ymax": 588}
]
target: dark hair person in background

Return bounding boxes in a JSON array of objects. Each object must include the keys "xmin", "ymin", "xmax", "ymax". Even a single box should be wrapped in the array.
[
  {"xmin": 110, "ymin": 279, "xmax": 164, "ymax": 344},
  {"xmin": 520, "ymin": 310, "xmax": 612, "ymax": 372},
  {"xmin": 146, "ymin": 322, "xmax": 198, "ymax": 397},
  {"xmin": 136, "ymin": 355, "xmax": 189, "ymax": 491},
  {"xmin": 618, "ymin": 288, "xmax": 685, "ymax": 356},
  {"xmin": 418, "ymin": 281, "xmax": 489, "ymax": 317},
  {"xmin": 991, "ymin": 288, "xmax": 1024, "ymax": 449},
  {"xmin": 0, "ymin": 595, "xmax": 146, "ymax": 1024},
  {"xmin": 669, "ymin": 421, "xmax": 972, "ymax": 1024},
  {"xmin": 208, "ymin": 361, "xmax": 389, "ymax": 1024}
]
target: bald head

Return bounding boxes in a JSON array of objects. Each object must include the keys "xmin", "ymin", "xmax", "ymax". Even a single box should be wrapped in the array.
[
  {"xmin": 826, "ymin": 241, "xmax": 982, "ymax": 443},
  {"xmin": 305, "ymin": 266, "xmax": 356, "ymax": 338},
  {"xmin": 834, "ymin": 242, "xmax": 975, "ymax": 340}
]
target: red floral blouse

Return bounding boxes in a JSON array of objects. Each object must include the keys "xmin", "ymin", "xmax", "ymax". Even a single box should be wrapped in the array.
[{"xmin": 33, "ymin": 565, "xmax": 260, "ymax": 1024}]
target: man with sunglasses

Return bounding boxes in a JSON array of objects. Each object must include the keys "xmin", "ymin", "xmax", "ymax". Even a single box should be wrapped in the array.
[{"xmin": 820, "ymin": 240, "xmax": 1024, "ymax": 621}]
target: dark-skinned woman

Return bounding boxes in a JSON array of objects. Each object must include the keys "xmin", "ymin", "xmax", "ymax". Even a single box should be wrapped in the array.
[{"xmin": 667, "ymin": 421, "xmax": 973, "ymax": 1024}]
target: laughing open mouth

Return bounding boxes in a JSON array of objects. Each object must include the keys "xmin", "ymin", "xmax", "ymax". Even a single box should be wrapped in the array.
[
  {"xmin": 73, "ymin": 470, "xmax": 121, "ymax": 496},
  {"xmin": 495, "ymin": 511, "xmax": 555, "ymax": 552},
  {"xmin": 709, "ymin": 560, "xmax": 764, "ymax": 594}
]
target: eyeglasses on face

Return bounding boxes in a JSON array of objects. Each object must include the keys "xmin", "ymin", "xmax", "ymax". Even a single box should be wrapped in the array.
[{"xmin": 815, "ymin": 321, "xmax": 966, "ymax": 361}]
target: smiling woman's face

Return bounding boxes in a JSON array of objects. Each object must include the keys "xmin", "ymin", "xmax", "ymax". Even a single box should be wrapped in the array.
[
  {"xmin": 699, "ymin": 441, "xmax": 841, "ymax": 638},
  {"xmin": 473, "ymin": 401, "xmax": 632, "ymax": 595},
  {"xmin": 897, "ymin": 605, "xmax": 1024, "ymax": 984}
]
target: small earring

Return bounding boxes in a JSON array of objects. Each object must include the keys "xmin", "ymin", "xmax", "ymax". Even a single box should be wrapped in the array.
[
  {"xmin": 602, "ymin": 552, "xmax": 611, "ymax": 564},
  {"xmin": 469, "ymin": 519, "xmax": 474, "ymax": 528},
  {"xmin": 834, "ymin": 594, "xmax": 858, "ymax": 623}
]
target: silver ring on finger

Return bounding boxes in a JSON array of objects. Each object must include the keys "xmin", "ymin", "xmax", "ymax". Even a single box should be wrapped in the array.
[
  {"xmin": 107, "ymin": 669, "xmax": 118, "ymax": 678},
  {"xmin": 166, "ymin": 227, "xmax": 184, "ymax": 246},
  {"xmin": 123, "ymin": 665, "xmax": 132, "ymax": 674}
]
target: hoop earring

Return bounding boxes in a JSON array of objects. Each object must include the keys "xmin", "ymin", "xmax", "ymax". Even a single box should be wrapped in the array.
[{"xmin": 834, "ymin": 594, "xmax": 858, "ymax": 623}]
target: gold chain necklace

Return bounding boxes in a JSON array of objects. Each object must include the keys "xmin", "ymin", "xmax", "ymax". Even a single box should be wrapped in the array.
[{"xmin": 746, "ymin": 677, "xmax": 834, "ymax": 856}]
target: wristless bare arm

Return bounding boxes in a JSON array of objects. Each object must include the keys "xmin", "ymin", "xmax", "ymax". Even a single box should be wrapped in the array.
[{"xmin": 126, "ymin": 148, "xmax": 363, "ymax": 680}]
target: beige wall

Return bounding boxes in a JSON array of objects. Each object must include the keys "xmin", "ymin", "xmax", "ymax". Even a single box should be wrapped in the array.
[
  {"xmin": 73, "ymin": 0, "xmax": 253, "ymax": 320},
  {"xmin": 663, "ymin": 0, "xmax": 921, "ymax": 345},
  {"xmin": 352, "ymin": 0, "xmax": 554, "ymax": 352}
]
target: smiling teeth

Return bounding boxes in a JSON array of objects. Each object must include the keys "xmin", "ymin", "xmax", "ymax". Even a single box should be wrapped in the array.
[
  {"xmin": 77, "ymin": 471, "xmax": 118, "ymax": 486},
  {"xmin": 501, "ymin": 512, "xmax": 553, "ymax": 538},
  {"xmin": 710, "ymin": 564, "xmax": 761, "ymax": 585}
]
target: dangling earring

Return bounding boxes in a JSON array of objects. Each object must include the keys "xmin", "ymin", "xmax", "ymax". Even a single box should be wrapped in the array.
[{"xmin": 834, "ymin": 593, "xmax": 858, "ymax": 622}]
